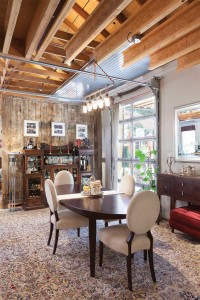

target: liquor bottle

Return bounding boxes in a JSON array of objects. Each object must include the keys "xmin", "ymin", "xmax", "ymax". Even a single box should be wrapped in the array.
[{"xmin": 73, "ymin": 168, "xmax": 78, "ymax": 182}]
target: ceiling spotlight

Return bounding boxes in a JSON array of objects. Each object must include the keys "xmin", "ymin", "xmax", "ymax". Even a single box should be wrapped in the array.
[{"xmin": 127, "ymin": 32, "xmax": 141, "ymax": 44}]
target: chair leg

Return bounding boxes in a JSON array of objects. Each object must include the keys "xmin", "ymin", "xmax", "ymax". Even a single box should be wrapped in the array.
[
  {"xmin": 77, "ymin": 228, "xmax": 80, "ymax": 237},
  {"xmin": 148, "ymin": 249, "xmax": 156, "ymax": 282},
  {"xmin": 47, "ymin": 222, "xmax": 53, "ymax": 246},
  {"xmin": 172, "ymin": 228, "xmax": 174, "ymax": 233},
  {"xmin": 126, "ymin": 254, "xmax": 132, "ymax": 291},
  {"xmin": 144, "ymin": 250, "xmax": 147, "ymax": 261},
  {"xmin": 53, "ymin": 229, "xmax": 59, "ymax": 255},
  {"xmin": 105, "ymin": 221, "xmax": 108, "ymax": 227},
  {"xmin": 99, "ymin": 241, "xmax": 103, "ymax": 267},
  {"xmin": 119, "ymin": 220, "xmax": 122, "ymax": 224}
]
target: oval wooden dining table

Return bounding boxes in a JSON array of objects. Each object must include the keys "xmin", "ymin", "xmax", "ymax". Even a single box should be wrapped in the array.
[{"xmin": 56, "ymin": 184, "xmax": 132, "ymax": 277}]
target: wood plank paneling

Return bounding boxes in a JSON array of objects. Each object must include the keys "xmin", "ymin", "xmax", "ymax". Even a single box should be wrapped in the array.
[{"xmin": 0, "ymin": 95, "xmax": 99, "ymax": 208}]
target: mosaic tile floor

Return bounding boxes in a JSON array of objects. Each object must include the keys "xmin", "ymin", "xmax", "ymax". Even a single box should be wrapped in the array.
[{"xmin": 0, "ymin": 208, "xmax": 199, "ymax": 300}]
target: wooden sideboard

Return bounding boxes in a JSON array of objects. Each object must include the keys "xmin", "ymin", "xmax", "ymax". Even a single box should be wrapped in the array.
[{"xmin": 157, "ymin": 173, "xmax": 200, "ymax": 210}]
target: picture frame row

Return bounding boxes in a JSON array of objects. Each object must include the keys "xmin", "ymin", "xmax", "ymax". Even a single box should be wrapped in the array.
[{"xmin": 24, "ymin": 120, "xmax": 88, "ymax": 139}]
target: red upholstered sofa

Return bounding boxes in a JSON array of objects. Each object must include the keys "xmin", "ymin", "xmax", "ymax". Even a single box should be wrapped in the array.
[{"xmin": 169, "ymin": 205, "xmax": 200, "ymax": 240}]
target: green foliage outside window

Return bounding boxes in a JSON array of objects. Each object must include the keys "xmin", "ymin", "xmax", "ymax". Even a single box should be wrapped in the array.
[{"xmin": 135, "ymin": 149, "xmax": 158, "ymax": 191}]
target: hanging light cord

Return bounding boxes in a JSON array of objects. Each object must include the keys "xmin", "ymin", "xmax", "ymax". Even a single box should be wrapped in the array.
[{"xmin": 94, "ymin": 60, "xmax": 115, "ymax": 85}]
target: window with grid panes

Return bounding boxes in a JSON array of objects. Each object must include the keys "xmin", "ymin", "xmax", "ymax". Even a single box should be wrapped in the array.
[{"xmin": 118, "ymin": 96, "xmax": 158, "ymax": 188}]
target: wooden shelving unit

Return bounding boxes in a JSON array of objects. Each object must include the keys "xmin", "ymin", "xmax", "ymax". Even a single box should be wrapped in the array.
[{"xmin": 23, "ymin": 148, "xmax": 94, "ymax": 209}]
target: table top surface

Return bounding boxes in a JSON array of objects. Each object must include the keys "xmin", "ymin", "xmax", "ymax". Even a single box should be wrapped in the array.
[
  {"xmin": 56, "ymin": 184, "xmax": 132, "ymax": 219},
  {"xmin": 56, "ymin": 184, "xmax": 82, "ymax": 195}
]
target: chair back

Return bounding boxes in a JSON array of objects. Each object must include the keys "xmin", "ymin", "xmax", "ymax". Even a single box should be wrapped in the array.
[
  {"xmin": 126, "ymin": 190, "xmax": 160, "ymax": 234},
  {"xmin": 45, "ymin": 179, "xmax": 58, "ymax": 212},
  {"xmin": 119, "ymin": 174, "xmax": 135, "ymax": 196},
  {"xmin": 54, "ymin": 170, "xmax": 74, "ymax": 186}
]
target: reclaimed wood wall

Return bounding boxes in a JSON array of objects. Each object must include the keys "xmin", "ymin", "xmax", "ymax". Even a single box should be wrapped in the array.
[{"xmin": 1, "ymin": 95, "xmax": 101, "ymax": 208}]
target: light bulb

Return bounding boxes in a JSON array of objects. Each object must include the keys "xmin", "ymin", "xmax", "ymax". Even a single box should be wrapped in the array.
[
  {"xmin": 83, "ymin": 104, "xmax": 87, "ymax": 113},
  {"xmin": 87, "ymin": 101, "xmax": 93, "ymax": 112},
  {"xmin": 92, "ymin": 100, "xmax": 98, "ymax": 110},
  {"xmin": 104, "ymin": 95, "xmax": 110, "ymax": 107},
  {"xmin": 98, "ymin": 97, "xmax": 104, "ymax": 109}
]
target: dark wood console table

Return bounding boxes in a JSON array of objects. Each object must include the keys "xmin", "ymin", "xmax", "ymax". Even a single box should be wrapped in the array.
[{"xmin": 157, "ymin": 173, "xmax": 200, "ymax": 210}]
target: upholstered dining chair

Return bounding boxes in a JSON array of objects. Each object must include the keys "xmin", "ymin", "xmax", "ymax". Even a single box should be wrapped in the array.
[
  {"xmin": 98, "ymin": 190, "xmax": 160, "ymax": 291},
  {"xmin": 54, "ymin": 170, "xmax": 74, "ymax": 186},
  {"xmin": 104, "ymin": 174, "xmax": 135, "ymax": 227},
  {"xmin": 45, "ymin": 179, "xmax": 88, "ymax": 255},
  {"xmin": 54, "ymin": 170, "xmax": 82, "ymax": 235},
  {"xmin": 54, "ymin": 170, "xmax": 75, "ymax": 209}
]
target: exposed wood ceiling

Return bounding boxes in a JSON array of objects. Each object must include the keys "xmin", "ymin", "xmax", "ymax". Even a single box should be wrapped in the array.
[{"xmin": 0, "ymin": 0, "xmax": 199, "ymax": 100}]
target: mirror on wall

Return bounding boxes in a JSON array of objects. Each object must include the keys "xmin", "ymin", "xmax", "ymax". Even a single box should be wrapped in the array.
[{"xmin": 175, "ymin": 103, "xmax": 200, "ymax": 161}]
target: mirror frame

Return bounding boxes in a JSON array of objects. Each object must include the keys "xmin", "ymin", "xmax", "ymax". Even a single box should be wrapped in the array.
[{"xmin": 175, "ymin": 102, "xmax": 200, "ymax": 162}]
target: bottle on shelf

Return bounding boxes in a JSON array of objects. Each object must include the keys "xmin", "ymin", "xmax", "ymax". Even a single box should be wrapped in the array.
[
  {"xmin": 73, "ymin": 168, "xmax": 78, "ymax": 183},
  {"xmin": 27, "ymin": 138, "xmax": 34, "ymax": 149}
]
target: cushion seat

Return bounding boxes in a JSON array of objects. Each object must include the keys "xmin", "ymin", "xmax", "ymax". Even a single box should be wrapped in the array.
[
  {"xmin": 169, "ymin": 205, "xmax": 200, "ymax": 240},
  {"xmin": 99, "ymin": 224, "xmax": 150, "ymax": 255}
]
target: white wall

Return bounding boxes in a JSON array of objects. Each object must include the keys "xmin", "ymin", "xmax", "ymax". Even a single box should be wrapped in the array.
[
  {"xmin": 160, "ymin": 64, "xmax": 200, "ymax": 218},
  {"xmin": 101, "ymin": 63, "xmax": 200, "ymax": 219}
]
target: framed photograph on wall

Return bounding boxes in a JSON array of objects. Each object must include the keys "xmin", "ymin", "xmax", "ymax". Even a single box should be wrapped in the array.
[
  {"xmin": 51, "ymin": 122, "xmax": 65, "ymax": 136},
  {"xmin": 76, "ymin": 124, "xmax": 88, "ymax": 139},
  {"xmin": 24, "ymin": 120, "xmax": 39, "ymax": 137}
]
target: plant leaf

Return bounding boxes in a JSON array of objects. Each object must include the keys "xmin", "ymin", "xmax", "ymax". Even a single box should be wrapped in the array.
[
  {"xmin": 151, "ymin": 150, "xmax": 157, "ymax": 155},
  {"xmin": 135, "ymin": 163, "xmax": 141, "ymax": 170},
  {"xmin": 143, "ymin": 177, "xmax": 149, "ymax": 182}
]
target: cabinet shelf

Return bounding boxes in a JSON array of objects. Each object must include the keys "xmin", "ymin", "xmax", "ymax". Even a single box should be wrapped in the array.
[{"xmin": 23, "ymin": 148, "xmax": 95, "ymax": 209}]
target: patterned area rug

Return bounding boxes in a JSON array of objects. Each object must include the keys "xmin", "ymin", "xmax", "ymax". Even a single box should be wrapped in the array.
[{"xmin": 0, "ymin": 208, "xmax": 199, "ymax": 300}]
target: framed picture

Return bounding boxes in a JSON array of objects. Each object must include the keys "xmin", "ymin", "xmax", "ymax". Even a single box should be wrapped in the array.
[
  {"xmin": 76, "ymin": 124, "xmax": 88, "ymax": 139},
  {"xmin": 24, "ymin": 120, "xmax": 39, "ymax": 137},
  {"xmin": 51, "ymin": 122, "xmax": 65, "ymax": 137}
]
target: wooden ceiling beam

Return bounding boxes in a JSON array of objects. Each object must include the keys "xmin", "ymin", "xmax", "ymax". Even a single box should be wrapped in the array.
[
  {"xmin": 94, "ymin": 0, "xmax": 184, "ymax": 63},
  {"xmin": 13, "ymin": 65, "xmax": 70, "ymax": 80},
  {"xmin": 1, "ymin": 85, "xmax": 51, "ymax": 95},
  {"xmin": 116, "ymin": 12, "xmax": 127, "ymax": 24},
  {"xmin": 45, "ymin": 44, "xmax": 90, "ymax": 62},
  {"xmin": 149, "ymin": 27, "xmax": 200, "ymax": 70},
  {"xmin": 135, "ymin": 0, "xmax": 147, "ymax": 5},
  {"xmin": 123, "ymin": 1, "xmax": 200, "ymax": 67},
  {"xmin": 8, "ymin": 73, "xmax": 62, "ymax": 86},
  {"xmin": 4, "ymin": 80, "xmax": 56, "ymax": 92},
  {"xmin": 0, "ymin": 59, "xmax": 10, "ymax": 87},
  {"xmin": 95, "ymin": 0, "xmax": 127, "ymax": 23},
  {"xmin": 25, "ymin": 0, "xmax": 60, "ymax": 59},
  {"xmin": 73, "ymin": 3, "xmax": 88, "ymax": 20},
  {"xmin": 64, "ymin": 0, "xmax": 132, "ymax": 64},
  {"xmin": 3, "ymin": 0, "xmax": 22, "ymax": 54},
  {"xmin": 63, "ymin": 19, "xmax": 78, "ymax": 33},
  {"xmin": 55, "ymin": 30, "xmax": 73, "ymax": 41},
  {"xmin": 177, "ymin": 48, "xmax": 200, "ymax": 71},
  {"xmin": 40, "ymin": 55, "xmax": 81, "ymax": 70},
  {"xmin": 34, "ymin": 0, "xmax": 76, "ymax": 60},
  {"xmin": 55, "ymin": 30, "xmax": 100, "ymax": 48},
  {"xmin": 72, "ymin": 3, "xmax": 110, "ymax": 40}
]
